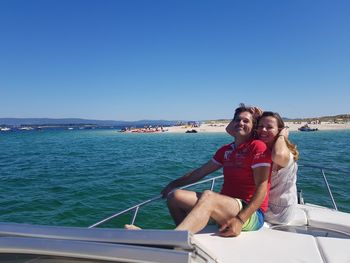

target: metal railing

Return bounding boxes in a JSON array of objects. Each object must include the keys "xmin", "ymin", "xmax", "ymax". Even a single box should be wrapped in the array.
[
  {"xmin": 298, "ymin": 164, "xmax": 342, "ymax": 211},
  {"xmin": 88, "ymin": 175, "xmax": 224, "ymax": 228},
  {"xmin": 89, "ymin": 164, "xmax": 344, "ymax": 228}
]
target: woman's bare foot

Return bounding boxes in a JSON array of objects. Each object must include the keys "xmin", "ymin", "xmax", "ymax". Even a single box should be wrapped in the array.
[{"xmin": 124, "ymin": 224, "xmax": 142, "ymax": 230}]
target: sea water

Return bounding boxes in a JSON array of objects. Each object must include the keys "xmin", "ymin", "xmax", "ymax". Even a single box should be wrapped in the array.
[{"xmin": 0, "ymin": 129, "xmax": 349, "ymax": 229}]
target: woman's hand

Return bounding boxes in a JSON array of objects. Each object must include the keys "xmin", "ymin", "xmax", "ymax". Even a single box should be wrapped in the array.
[{"xmin": 279, "ymin": 127, "xmax": 289, "ymax": 139}]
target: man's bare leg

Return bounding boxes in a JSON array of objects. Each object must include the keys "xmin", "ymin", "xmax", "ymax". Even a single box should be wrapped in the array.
[
  {"xmin": 125, "ymin": 224, "xmax": 141, "ymax": 230},
  {"xmin": 124, "ymin": 190, "xmax": 239, "ymax": 232},
  {"xmin": 175, "ymin": 190, "xmax": 240, "ymax": 233},
  {"xmin": 124, "ymin": 189, "xmax": 200, "ymax": 230},
  {"xmin": 167, "ymin": 189, "xmax": 201, "ymax": 226}
]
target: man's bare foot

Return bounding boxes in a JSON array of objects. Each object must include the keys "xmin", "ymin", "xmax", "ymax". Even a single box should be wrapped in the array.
[{"xmin": 124, "ymin": 224, "xmax": 142, "ymax": 230}]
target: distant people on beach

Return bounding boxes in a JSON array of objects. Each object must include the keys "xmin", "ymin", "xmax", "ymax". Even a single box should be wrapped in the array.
[
  {"xmin": 126, "ymin": 104, "xmax": 272, "ymax": 237},
  {"xmin": 120, "ymin": 125, "xmax": 165, "ymax": 133}
]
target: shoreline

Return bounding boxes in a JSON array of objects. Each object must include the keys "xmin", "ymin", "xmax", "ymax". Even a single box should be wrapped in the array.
[{"xmin": 164, "ymin": 122, "xmax": 350, "ymax": 133}]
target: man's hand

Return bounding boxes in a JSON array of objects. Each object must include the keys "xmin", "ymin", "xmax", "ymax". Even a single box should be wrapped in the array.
[{"xmin": 219, "ymin": 217, "xmax": 243, "ymax": 237}]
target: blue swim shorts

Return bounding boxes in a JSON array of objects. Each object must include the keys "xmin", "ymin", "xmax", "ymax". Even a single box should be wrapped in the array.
[{"xmin": 237, "ymin": 199, "xmax": 264, "ymax": 231}]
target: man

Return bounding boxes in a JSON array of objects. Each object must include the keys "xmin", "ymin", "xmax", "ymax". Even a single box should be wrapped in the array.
[{"xmin": 127, "ymin": 104, "xmax": 272, "ymax": 237}]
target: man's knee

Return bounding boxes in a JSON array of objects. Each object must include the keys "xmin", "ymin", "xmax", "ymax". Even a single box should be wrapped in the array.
[
  {"xmin": 167, "ymin": 189, "xmax": 183, "ymax": 206},
  {"xmin": 200, "ymin": 190, "xmax": 215, "ymax": 202}
]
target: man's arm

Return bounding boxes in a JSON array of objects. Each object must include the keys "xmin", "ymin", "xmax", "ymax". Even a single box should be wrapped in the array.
[
  {"xmin": 219, "ymin": 166, "xmax": 270, "ymax": 237},
  {"xmin": 161, "ymin": 160, "xmax": 222, "ymax": 198}
]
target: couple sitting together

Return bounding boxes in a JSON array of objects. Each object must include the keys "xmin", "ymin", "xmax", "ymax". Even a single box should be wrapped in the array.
[{"xmin": 126, "ymin": 104, "xmax": 299, "ymax": 237}]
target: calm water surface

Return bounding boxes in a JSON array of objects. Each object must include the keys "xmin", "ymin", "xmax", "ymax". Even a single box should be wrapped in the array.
[{"xmin": 0, "ymin": 129, "xmax": 349, "ymax": 229}]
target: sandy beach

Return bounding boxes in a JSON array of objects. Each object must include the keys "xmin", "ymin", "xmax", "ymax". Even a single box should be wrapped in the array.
[{"xmin": 165, "ymin": 121, "xmax": 350, "ymax": 133}]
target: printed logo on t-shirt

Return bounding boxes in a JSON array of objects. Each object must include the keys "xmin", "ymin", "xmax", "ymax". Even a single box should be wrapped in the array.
[
  {"xmin": 235, "ymin": 152, "xmax": 248, "ymax": 167},
  {"xmin": 224, "ymin": 150, "xmax": 233, "ymax": 160},
  {"xmin": 223, "ymin": 150, "xmax": 247, "ymax": 168}
]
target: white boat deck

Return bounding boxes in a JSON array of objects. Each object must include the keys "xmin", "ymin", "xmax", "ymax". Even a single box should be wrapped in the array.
[
  {"xmin": 195, "ymin": 226, "xmax": 350, "ymax": 263},
  {"xmin": 0, "ymin": 204, "xmax": 349, "ymax": 262},
  {"xmin": 194, "ymin": 204, "xmax": 350, "ymax": 263}
]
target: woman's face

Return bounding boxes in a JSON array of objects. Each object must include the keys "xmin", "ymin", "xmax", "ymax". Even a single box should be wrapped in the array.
[
  {"xmin": 226, "ymin": 111, "xmax": 254, "ymax": 140},
  {"xmin": 257, "ymin": 116, "xmax": 279, "ymax": 146}
]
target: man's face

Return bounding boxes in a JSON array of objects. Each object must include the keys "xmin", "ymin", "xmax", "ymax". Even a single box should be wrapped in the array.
[{"xmin": 226, "ymin": 111, "xmax": 254, "ymax": 139}]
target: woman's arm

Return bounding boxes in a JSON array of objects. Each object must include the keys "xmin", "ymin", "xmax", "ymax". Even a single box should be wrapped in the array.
[{"xmin": 272, "ymin": 128, "xmax": 291, "ymax": 168}]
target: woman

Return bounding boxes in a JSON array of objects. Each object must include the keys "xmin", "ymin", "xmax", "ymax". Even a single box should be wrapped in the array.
[{"xmin": 256, "ymin": 111, "xmax": 299, "ymax": 224}]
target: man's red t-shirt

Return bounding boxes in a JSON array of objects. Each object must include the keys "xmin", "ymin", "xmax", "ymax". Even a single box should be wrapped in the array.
[{"xmin": 212, "ymin": 140, "xmax": 272, "ymax": 212}]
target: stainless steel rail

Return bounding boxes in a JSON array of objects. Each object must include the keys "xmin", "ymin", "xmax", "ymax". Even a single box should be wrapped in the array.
[
  {"xmin": 88, "ymin": 175, "xmax": 224, "ymax": 228},
  {"xmin": 89, "ymin": 164, "xmax": 343, "ymax": 228},
  {"xmin": 299, "ymin": 164, "xmax": 339, "ymax": 210}
]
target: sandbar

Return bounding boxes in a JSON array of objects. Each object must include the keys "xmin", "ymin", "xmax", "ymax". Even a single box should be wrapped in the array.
[{"xmin": 165, "ymin": 122, "xmax": 350, "ymax": 133}]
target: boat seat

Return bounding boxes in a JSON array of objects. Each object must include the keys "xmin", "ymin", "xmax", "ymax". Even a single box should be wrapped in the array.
[
  {"xmin": 301, "ymin": 205, "xmax": 350, "ymax": 234},
  {"xmin": 195, "ymin": 226, "xmax": 324, "ymax": 263},
  {"xmin": 316, "ymin": 236, "xmax": 350, "ymax": 263},
  {"xmin": 195, "ymin": 226, "xmax": 350, "ymax": 263},
  {"xmin": 266, "ymin": 204, "xmax": 350, "ymax": 233},
  {"xmin": 194, "ymin": 204, "xmax": 350, "ymax": 263},
  {"xmin": 287, "ymin": 204, "xmax": 309, "ymax": 225},
  {"xmin": 264, "ymin": 204, "xmax": 308, "ymax": 228}
]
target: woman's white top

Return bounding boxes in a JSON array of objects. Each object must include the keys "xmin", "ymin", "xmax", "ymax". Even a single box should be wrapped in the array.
[{"xmin": 265, "ymin": 152, "xmax": 298, "ymax": 224}]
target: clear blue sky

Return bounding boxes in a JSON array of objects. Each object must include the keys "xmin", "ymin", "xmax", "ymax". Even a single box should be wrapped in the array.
[{"xmin": 1, "ymin": 0, "xmax": 349, "ymax": 121}]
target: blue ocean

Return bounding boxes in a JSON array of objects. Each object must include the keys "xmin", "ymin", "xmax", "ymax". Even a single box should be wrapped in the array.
[{"xmin": 1, "ymin": 129, "xmax": 349, "ymax": 229}]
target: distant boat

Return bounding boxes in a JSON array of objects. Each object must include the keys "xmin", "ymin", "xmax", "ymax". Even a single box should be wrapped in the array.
[
  {"xmin": 185, "ymin": 129, "xmax": 198, "ymax": 133},
  {"xmin": 298, "ymin": 124, "xmax": 318, "ymax": 132},
  {"xmin": 0, "ymin": 127, "xmax": 11, "ymax": 131},
  {"xmin": 19, "ymin": 127, "xmax": 34, "ymax": 131}
]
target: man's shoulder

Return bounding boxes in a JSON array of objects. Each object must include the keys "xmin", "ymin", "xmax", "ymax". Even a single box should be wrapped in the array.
[
  {"xmin": 250, "ymin": 139, "xmax": 268, "ymax": 149},
  {"xmin": 214, "ymin": 143, "xmax": 235, "ymax": 157},
  {"xmin": 218, "ymin": 143, "xmax": 235, "ymax": 151}
]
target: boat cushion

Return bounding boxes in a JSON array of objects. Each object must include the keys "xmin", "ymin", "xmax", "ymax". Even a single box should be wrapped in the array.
[
  {"xmin": 287, "ymin": 204, "xmax": 308, "ymax": 226},
  {"xmin": 264, "ymin": 204, "xmax": 308, "ymax": 227},
  {"xmin": 305, "ymin": 207, "xmax": 350, "ymax": 234},
  {"xmin": 194, "ymin": 226, "xmax": 324, "ymax": 263},
  {"xmin": 317, "ymin": 237, "xmax": 350, "ymax": 263}
]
